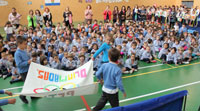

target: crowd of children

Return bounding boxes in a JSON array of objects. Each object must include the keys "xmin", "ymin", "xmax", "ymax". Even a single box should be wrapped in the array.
[{"xmin": 0, "ymin": 5, "xmax": 200, "ymax": 84}]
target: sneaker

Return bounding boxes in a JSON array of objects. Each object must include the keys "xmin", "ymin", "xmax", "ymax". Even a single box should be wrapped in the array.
[
  {"xmin": 130, "ymin": 70, "xmax": 134, "ymax": 74},
  {"xmin": 31, "ymin": 97, "xmax": 40, "ymax": 99},
  {"xmin": 183, "ymin": 61, "xmax": 189, "ymax": 64},
  {"xmin": 162, "ymin": 61, "xmax": 166, "ymax": 64},
  {"xmin": 152, "ymin": 60, "xmax": 157, "ymax": 63},
  {"xmin": 135, "ymin": 69, "xmax": 138, "ymax": 72},
  {"xmin": 19, "ymin": 95, "xmax": 28, "ymax": 104},
  {"xmin": 193, "ymin": 57, "xmax": 198, "ymax": 60},
  {"xmin": 3, "ymin": 75, "xmax": 7, "ymax": 79},
  {"xmin": 0, "ymin": 74, "xmax": 2, "ymax": 78},
  {"xmin": 123, "ymin": 71, "xmax": 130, "ymax": 74},
  {"xmin": 10, "ymin": 81, "xmax": 13, "ymax": 84}
]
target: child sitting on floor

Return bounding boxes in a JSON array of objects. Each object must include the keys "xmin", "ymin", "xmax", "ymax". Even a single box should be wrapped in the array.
[
  {"xmin": 10, "ymin": 61, "xmax": 21, "ymax": 84},
  {"xmin": 123, "ymin": 53, "xmax": 138, "ymax": 74},
  {"xmin": 0, "ymin": 52, "xmax": 9, "ymax": 79},
  {"xmin": 183, "ymin": 47, "xmax": 193, "ymax": 64},
  {"xmin": 140, "ymin": 46, "xmax": 156, "ymax": 63},
  {"xmin": 158, "ymin": 43, "xmax": 169, "ymax": 63},
  {"xmin": 166, "ymin": 47, "xmax": 178, "ymax": 65},
  {"xmin": 177, "ymin": 47, "xmax": 184, "ymax": 65},
  {"xmin": 3, "ymin": 53, "xmax": 14, "ymax": 80}
]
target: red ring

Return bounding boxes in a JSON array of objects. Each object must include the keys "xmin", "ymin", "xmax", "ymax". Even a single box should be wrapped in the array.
[{"xmin": 33, "ymin": 88, "xmax": 50, "ymax": 93}]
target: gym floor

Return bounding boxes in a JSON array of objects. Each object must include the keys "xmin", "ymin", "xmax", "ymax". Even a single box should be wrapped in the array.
[{"xmin": 0, "ymin": 58, "xmax": 200, "ymax": 111}]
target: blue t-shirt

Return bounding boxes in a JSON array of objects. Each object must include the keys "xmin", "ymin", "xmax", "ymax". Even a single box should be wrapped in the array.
[
  {"xmin": 14, "ymin": 49, "xmax": 30, "ymax": 74},
  {"xmin": 93, "ymin": 42, "xmax": 110, "ymax": 62}
]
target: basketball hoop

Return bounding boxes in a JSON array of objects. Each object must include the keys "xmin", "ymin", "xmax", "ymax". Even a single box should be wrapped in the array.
[{"xmin": 0, "ymin": 0, "xmax": 8, "ymax": 6}]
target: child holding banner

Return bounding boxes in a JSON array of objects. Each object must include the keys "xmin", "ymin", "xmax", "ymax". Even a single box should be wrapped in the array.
[
  {"xmin": 14, "ymin": 36, "xmax": 31, "ymax": 104},
  {"xmin": 93, "ymin": 48, "xmax": 126, "ymax": 111}
]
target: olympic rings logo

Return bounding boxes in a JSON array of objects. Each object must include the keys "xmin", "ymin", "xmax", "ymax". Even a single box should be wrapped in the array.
[{"xmin": 33, "ymin": 83, "xmax": 79, "ymax": 94}]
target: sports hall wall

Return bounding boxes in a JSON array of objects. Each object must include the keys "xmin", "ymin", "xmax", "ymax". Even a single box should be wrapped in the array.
[{"xmin": 0, "ymin": 0, "xmax": 197, "ymax": 27}]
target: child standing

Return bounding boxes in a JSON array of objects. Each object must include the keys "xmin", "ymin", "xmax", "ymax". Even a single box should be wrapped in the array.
[
  {"xmin": 92, "ymin": 34, "xmax": 112, "ymax": 64},
  {"xmin": 15, "ymin": 36, "xmax": 31, "ymax": 104},
  {"xmin": 93, "ymin": 48, "xmax": 126, "ymax": 111},
  {"xmin": 4, "ymin": 21, "xmax": 13, "ymax": 41}
]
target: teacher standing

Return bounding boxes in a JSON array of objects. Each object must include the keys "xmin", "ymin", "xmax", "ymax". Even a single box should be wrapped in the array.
[
  {"xmin": 8, "ymin": 8, "xmax": 21, "ymax": 29},
  {"xmin": 63, "ymin": 7, "xmax": 73, "ymax": 29},
  {"xmin": 27, "ymin": 10, "xmax": 37, "ymax": 29},
  {"xmin": 85, "ymin": 5, "xmax": 93, "ymax": 24},
  {"xmin": 43, "ymin": 7, "xmax": 53, "ymax": 26}
]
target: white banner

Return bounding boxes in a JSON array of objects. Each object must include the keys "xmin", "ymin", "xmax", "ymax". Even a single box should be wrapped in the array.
[{"xmin": 19, "ymin": 60, "xmax": 98, "ymax": 98}]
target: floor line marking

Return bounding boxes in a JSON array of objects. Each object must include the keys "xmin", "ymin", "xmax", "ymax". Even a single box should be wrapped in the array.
[
  {"xmin": 80, "ymin": 96, "xmax": 91, "ymax": 111},
  {"xmin": 75, "ymin": 80, "xmax": 200, "ymax": 111},
  {"xmin": 122, "ymin": 62, "xmax": 200, "ymax": 79},
  {"xmin": 0, "ymin": 95, "xmax": 19, "ymax": 99},
  {"xmin": 155, "ymin": 58, "xmax": 175, "ymax": 68},
  {"xmin": 138, "ymin": 64, "xmax": 163, "ymax": 69},
  {"xmin": 3, "ymin": 86, "xmax": 23, "ymax": 91}
]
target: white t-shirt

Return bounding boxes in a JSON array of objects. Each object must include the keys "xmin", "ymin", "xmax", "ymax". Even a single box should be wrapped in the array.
[{"xmin": 8, "ymin": 13, "xmax": 21, "ymax": 25}]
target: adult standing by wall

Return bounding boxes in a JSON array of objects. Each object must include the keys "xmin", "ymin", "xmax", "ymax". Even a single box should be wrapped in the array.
[
  {"xmin": 103, "ymin": 5, "xmax": 112, "ymax": 23},
  {"xmin": 85, "ymin": 5, "xmax": 93, "ymax": 24},
  {"xmin": 27, "ymin": 10, "xmax": 37, "ymax": 29},
  {"xmin": 126, "ymin": 6, "xmax": 132, "ymax": 23},
  {"xmin": 43, "ymin": 7, "xmax": 53, "ymax": 26},
  {"xmin": 113, "ymin": 6, "xmax": 119, "ymax": 23},
  {"xmin": 170, "ymin": 8, "xmax": 176, "ymax": 28},
  {"xmin": 63, "ymin": 7, "xmax": 73, "ymax": 29},
  {"xmin": 8, "ymin": 8, "xmax": 21, "ymax": 29},
  {"xmin": 133, "ymin": 5, "xmax": 139, "ymax": 21},
  {"xmin": 35, "ymin": 9, "xmax": 43, "ymax": 28},
  {"xmin": 120, "ymin": 6, "xmax": 126, "ymax": 25}
]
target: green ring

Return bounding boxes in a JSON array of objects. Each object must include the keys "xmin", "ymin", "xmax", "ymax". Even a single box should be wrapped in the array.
[{"xmin": 43, "ymin": 84, "xmax": 60, "ymax": 91}]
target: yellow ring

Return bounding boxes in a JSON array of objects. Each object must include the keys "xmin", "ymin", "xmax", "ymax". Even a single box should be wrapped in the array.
[{"xmin": 60, "ymin": 83, "xmax": 77, "ymax": 90}]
